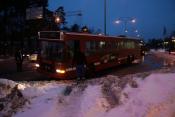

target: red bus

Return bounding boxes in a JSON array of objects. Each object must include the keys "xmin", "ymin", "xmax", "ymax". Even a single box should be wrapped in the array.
[{"xmin": 35, "ymin": 31, "xmax": 142, "ymax": 79}]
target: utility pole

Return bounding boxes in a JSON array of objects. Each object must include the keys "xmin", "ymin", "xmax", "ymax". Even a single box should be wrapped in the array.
[{"xmin": 104, "ymin": 0, "xmax": 107, "ymax": 35}]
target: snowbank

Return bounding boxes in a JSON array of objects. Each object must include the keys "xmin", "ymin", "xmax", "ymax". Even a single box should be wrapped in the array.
[
  {"xmin": 150, "ymin": 49, "xmax": 175, "ymax": 60},
  {"xmin": 106, "ymin": 73, "xmax": 175, "ymax": 117},
  {"xmin": 0, "ymin": 79, "xmax": 27, "ymax": 117},
  {"xmin": 1, "ymin": 73, "xmax": 175, "ymax": 117},
  {"xmin": 150, "ymin": 49, "xmax": 175, "ymax": 67},
  {"xmin": 0, "ymin": 78, "xmax": 18, "ymax": 98},
  {"xmin": 150, "ymin": 49, "xmax": 165, "ymax": 53}
]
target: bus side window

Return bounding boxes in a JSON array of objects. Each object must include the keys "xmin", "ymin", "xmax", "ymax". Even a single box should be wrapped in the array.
[
  {"xmin": 118, "ymin": 41, "xmax": 124, "ymax": 49},
  {"xmin": 134, "ymin": 42, "xmax": 140, "ymax": 49},
  {"xmin": 131, "ymin": 42, "xmax": 135, "ymax": 49},
  {"xmin": 66, "ymin": 41, "xmax": 74, "ymax": 59},
  {"xmin": 115, "ymin": 41, "xmax": 118, "ymax": 49},
  {"xmin": 85, "ymin": 41, "xmax": 91, "ymax": 56},
  {"xmin": 85, "ymin": 41, "xmax": 98, "ymax": 56},
  {"xmin": 108, "ymin": 42, "xmax": 115, "ymax": 51},
  {"xmin": 99, "ymin": 41, "xmax": 105, "ymax": 50},
  {"xmin": 124, "ymin": 41, "xmax": 133, "ymax": 49}
]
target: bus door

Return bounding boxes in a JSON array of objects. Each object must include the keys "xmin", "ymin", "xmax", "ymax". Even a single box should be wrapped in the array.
[{"xmin": 74, "ymin": 40, "xmax": 80, "ymax": 53}]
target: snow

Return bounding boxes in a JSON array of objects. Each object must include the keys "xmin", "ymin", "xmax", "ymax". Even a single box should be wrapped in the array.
[
  {"xmin": 0, "ymin": 78, "xmax": 18, "ymax": 98},
  {"xmin": 150, "ymin": 49, "xmax": 166, "ymax": 53},
  {"xmin": 1, "ymin": 72, "xmax": 175, "ymax": 117},
  {"xmin": 106, "ymin": 73, "xmax": 175, "ymax": 117},
  {"xmin": 78, "ymin": 86, "xmax": 106, "ymax": 117},
  {"xmin": 150, "ymin": 50, "xmax": 175, "ymax": 67},
  {"xmin": 151, "ymin": 49, "xmax": 175, "ymax": 61},
  {"xmin": 13, "ymin": 83, "xmax": 68, "ymax": 117},
  {"xmin": 0, "ymin": 78, "xmax": 17, "ymax": 88}
]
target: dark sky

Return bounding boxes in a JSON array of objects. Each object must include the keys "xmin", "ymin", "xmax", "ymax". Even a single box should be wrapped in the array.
[{"xmin": 48, "ymin": 0, "xmax": 175, "ymax": 40}]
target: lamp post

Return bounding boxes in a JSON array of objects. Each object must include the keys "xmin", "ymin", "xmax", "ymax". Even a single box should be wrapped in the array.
[
  {"xmin": 104, "ymin": 0, "xmax": 107, "ymax": 35},
  {"xmin": 54, "ymin": 10, "xmax": 82, "ymax": 30},
  {"xmin": 115, "ymin": 17, "xmax": 136, "ymax": 34}
]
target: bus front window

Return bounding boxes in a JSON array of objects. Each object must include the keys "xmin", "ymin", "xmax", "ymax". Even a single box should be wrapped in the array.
[{"xmin": 40, "ymin": 41, "xmax": 64, "ymax": 61}]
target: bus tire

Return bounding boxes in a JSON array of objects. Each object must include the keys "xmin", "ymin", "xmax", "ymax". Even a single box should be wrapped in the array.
[
  {"xmin": 131, "ymin": 55, "xmax": 135, "ymax": 62},
  {"xmin": 127, "ymin": 55, "xmax": 131, "ymax": 64}
]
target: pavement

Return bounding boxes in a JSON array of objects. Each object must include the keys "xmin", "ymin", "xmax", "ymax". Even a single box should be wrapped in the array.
[{"xmin": 0, "ymin": 56, "xmax": 47, "ymax": 81}]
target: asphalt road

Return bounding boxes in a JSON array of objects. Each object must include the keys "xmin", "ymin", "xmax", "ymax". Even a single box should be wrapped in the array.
[
  {"xmin": 0, "ymin": 57, "xmax": 46, "ymax": 81},
  {"xmin": 0, "ymin": 53, "xmax": 174, "ymax": 81}
]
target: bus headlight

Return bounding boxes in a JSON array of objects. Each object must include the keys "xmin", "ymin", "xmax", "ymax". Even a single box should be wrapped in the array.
[
  {"xmin": 56, "ymin": 69, "xmax": 65, "ymax": 74},
  {"xmin": 35, "ymin": 63, "xmax": 40, "ymax": 68}
]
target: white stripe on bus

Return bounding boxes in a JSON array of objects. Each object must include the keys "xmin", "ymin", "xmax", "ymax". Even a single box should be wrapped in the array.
[{"xmin": 94, "ymin": 62, "xmax": 101, "ymax": 66}]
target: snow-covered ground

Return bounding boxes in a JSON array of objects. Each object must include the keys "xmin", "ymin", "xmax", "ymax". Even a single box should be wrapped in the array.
[{"xmin": 0, "ymin": 72, "xmax": 175, "ymax": 117}]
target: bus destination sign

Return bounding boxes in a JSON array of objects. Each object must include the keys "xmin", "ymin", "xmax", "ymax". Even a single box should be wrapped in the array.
[{"xmin": 39, "ymin": 31, "xmax": 61, "ymax": 40}]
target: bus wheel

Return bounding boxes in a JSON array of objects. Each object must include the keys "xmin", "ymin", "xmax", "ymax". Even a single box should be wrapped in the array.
[
  {"xmin": 131, "ymin": 55, "xmax": 135, "ymax": 62},
  {"xmin": 127, "ymin": 55, "xmax": 131, "ymax": 64}
]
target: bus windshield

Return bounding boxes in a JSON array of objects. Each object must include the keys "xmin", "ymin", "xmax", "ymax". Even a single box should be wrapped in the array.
[{"xmin": 40, "ymin": 41, "xmax": 65, "ymax": 61}]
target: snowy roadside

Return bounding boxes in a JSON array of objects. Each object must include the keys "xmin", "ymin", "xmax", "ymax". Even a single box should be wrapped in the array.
[
  {"xmin": 0, "ymin": 72, "xmax": 175, "ymax": 117},
  {"xmin": 150, "ymin": 49, "xmax": 175, "ymax": 66}
]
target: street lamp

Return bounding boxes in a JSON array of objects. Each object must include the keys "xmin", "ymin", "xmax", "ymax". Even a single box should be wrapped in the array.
[
  {"xmin": 137, "ymin": 34, "xmax": 140, "ymax": 37},
  {"xmin": 54, "ymin": 10, "xmax": 82, "ymax": 30},
  {"xmin": 131, "ymin": 19, "xmax": 136, "ymax": 23},
  {"xmin": 134, "ymin": 29, "xmax": 140, "ymax": 38},
  {"xmin": 135, "ymin": 29, "xmax": 138, "ymax": 33},
  {"xmin": 115, "ymin": 20, "xmax": 120, "ymax": 24},
  {"xmin": 55, "ymin": 17, "xmax": 61, "ymax": 24},
  {"xmin": 125, "ymin": 30, "xmax": 128, "ymax": 33},
  {"xmin": 115, "ymin": 17, "xmax": 136, "ymax": 34}
]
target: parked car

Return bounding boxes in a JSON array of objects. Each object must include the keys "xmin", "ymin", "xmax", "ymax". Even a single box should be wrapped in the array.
[{"xmin": 22, "ymin": 50, "xmax": 30, "ymax": 60}]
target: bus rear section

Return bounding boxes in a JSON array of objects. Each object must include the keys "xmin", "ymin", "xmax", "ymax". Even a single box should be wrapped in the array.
[{"xmin": 82, "ymin": 37, "xmax": 142, "ymax": 72}]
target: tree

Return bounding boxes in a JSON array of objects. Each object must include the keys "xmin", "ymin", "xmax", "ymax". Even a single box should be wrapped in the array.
[
  {"xmin": 71, "ymin": 24, "xmax": 80, "ymax": 32},
  {"xmin": 170, "ymin": 31, "xmax": 175, "ymax": 37},
  {"xmin": 55, "ymin": 6, "xmax": 66, "ymax": 26},
  {"xmin": 81, "ymin": 26, "xmax": 89, "ymax": 33},
  {"xmin": 146, "ymin": 38, "xmax": 164, "ymax": 49},
  {"xmin": 163, "ymin": 26, "xmax": 167, "ymax": 37},
  {"xmin": 0, "ymin": 0, "xmax": 49, "ymax": 55},
  {"xmin": 95, "ymin": 29, "xmax": 102, "ymax": 35}
]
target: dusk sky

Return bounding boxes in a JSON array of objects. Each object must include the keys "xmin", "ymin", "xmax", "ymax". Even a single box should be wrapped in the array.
[{"xmin": 48, "ymin": 0, "xmax": 175, "ymax": 40}]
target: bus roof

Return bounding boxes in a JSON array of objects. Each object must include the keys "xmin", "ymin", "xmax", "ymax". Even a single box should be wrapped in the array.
[
  {"xmin": 65, "ymin": 32, "xmax": 141, "ymax": 42},
  {"xmin": 38, "ymin": 31, "xmax": 141, "ymax": 42}
]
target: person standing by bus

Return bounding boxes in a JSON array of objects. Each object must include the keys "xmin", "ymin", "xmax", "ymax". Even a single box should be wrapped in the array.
[
  {"xmin": 15, "ymin": 48, "xmax": 23, "ymax": 72},
  {"xmin": 73, "ymin": 50, "xmax": 87, "ymax": 81}
]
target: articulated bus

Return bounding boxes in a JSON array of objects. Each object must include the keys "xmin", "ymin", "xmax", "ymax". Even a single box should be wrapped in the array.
[{"xmin": 35, "ymin": 31, "xmax": 143, "ymax": 79}]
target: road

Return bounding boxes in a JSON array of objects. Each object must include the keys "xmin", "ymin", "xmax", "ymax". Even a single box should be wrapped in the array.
[
  {"xmin": 0, "ymin": 57, "xmax": 45, "ymax": 81},
  {"xmin": 106, "ymin": 54, "xmax": 168, "ymax": 77},
  {"xmin": 0, "ymin": 53, "xmax": 174, "ymax": 81}
]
